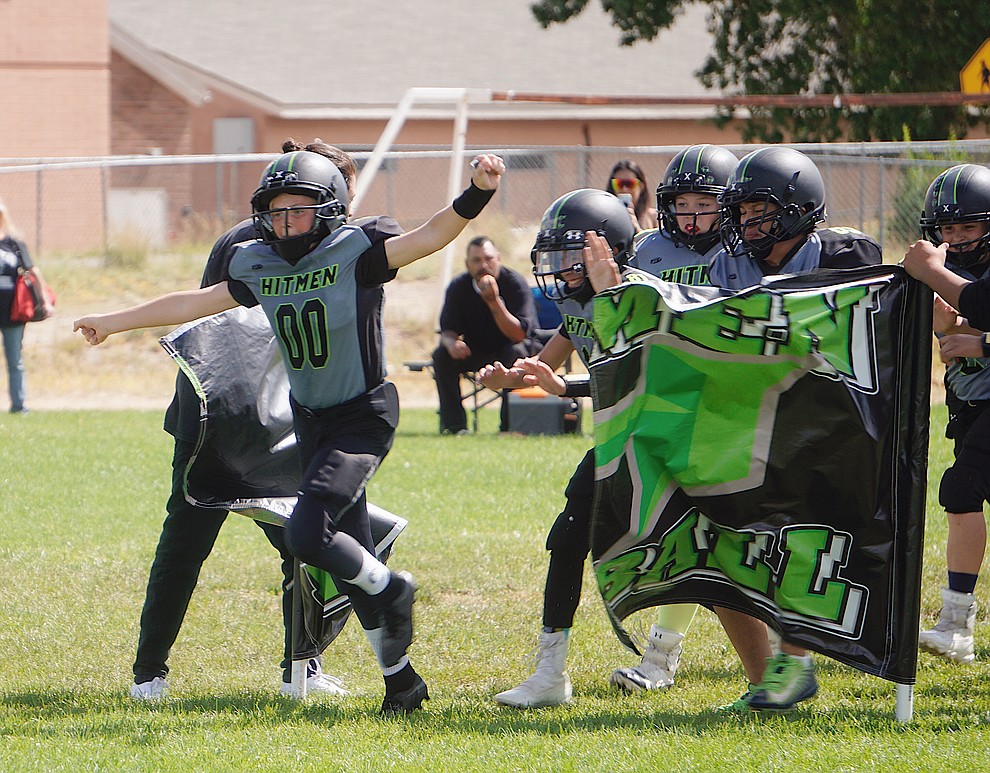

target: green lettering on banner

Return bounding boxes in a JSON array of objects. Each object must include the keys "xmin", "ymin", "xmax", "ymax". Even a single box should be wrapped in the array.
[
  {"xmin": 596, "ymin": 512, "xmax": 862, "ymax": 628},
  {"xmin": 598, "ymin": 549, "xmax": 651, "ymax": 603},
  {"xmin": 671, "ymin": 293, "xmax": 791, "ymax": 357},
  {"xmin": 594, "ymin": 283, "xmax": 662, "ymax": 353},
  {"xmin": 651, "ymin": 508, "xmax": 705, "ymax": 580},
  {"xmin": 774, "ymin": 527, "xmax": 854, "ymax": 621},
  {"xmin": 709, "ymin": 526, "xmax": 774, "ymax": 595},
  {"xmin": 782, "ymin": 287, "xmax": 873, "ymax": 380}
]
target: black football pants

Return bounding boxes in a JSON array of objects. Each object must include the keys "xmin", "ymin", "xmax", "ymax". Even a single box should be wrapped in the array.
[{"xmin": 132, "ymin": 438, "xmax": 294, "ymax": 682}]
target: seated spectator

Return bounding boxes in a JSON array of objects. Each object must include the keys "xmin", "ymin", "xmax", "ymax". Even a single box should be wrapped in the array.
[{"xmin": 431, "ymin": 236, "xmax": 537, "ymax": 434}]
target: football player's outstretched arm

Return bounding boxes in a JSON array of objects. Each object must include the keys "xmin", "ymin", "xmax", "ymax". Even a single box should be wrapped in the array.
[
  {"xmin": 385, "ymin": 153, "xmax": 505, "ymax": 270},
  {"xmin": 477, "ymin": 332, "xmax": 574, "ymax": 392},
  {"xmin": 73, "ymin": 283, "xmax": 238, "ymax": 345}
]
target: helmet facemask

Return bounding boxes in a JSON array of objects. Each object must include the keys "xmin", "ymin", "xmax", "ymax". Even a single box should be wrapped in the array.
[
  {"xmin": 252, "ymin": 192, "xmax": 346, "ymax": 264},
  {"xmin": 720, "ymin": 188, "xmax": 822, "ymax": 261},
  {"xmin": 718, "ymin": 147, "xmax": 827, "ymax": 261},
  {"xmin": 530, "ymin": 188, "xmax": 635, "ymax": 302},
  {"xmin": 658, "ymin": 176, "xmax": 723, "ymax": 253},
  {"xmin": 657, "ymin": 146, "xmax": 738, "ymax": 253},
  {"xmin": 532, "ymin": 228, "xmax": 593, "ymax": 301},
  {"xmin": 251, "ymin": 153, "xmax": 348, "ymax": 264},
  {"xmin": 921, "ymin": 210, "xmax": 990, "ymax": 269}
]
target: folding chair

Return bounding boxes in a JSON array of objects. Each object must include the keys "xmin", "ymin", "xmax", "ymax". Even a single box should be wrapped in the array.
[{"xmin": 404, "ymin": 360, "xmax": 503, "ymax": 433}]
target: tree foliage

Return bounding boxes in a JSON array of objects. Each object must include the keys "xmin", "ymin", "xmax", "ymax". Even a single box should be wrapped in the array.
[{"xmin": 530, "ymin": 0, "xmax": 990, "ymax": 142}]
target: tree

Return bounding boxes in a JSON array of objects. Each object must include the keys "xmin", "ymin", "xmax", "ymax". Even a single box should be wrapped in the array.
[{"xmin": 531, "ymin": 0, "xmax": 990, "ymax": 142}]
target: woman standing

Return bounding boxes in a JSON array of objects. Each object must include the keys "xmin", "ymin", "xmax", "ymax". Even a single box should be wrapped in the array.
[
  {"xmin": 605, "ymin": 159, "xmax": 658, "ymax": 232},
  {"xmin": 0, "ymin": 201, "xmax": 51, "ymax": 414}
]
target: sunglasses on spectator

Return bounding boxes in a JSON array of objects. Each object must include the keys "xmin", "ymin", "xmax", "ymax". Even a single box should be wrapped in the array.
[{"xmin": 611, "ymin": 178, "xmax": 640, "ymax": 192}]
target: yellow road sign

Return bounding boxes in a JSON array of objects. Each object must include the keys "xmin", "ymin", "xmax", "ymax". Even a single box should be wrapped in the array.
[{"xmin": 961, "ymin": 38, "xmax": 990, "ymax": 94}]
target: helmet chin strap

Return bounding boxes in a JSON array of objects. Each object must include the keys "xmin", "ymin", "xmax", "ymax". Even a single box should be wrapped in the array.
[
  {"xmin": 570, "ymin": 279, "xmax": 595, "ymax": 303},
  {"xmin": 272, "ymin": 221, "xmax": 331, "ymax": 264},
  {"xmin": 742, "ymin": 235, "xmax": 775, "ymax": 261},
  {"xmin": 949, "ymin": 245, "xmax": 990, "ymax": 270}
]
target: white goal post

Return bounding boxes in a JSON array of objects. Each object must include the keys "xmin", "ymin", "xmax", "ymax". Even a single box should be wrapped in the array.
[{"xmin": 350, "ymin": 87, "xmax": 493, "ymax": 299}]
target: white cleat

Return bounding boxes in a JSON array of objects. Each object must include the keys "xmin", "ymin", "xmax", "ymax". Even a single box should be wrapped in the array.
[
  {"xmin": 281, "ymin": 658, "xmax": 350, "ymax": 697},
  {"xmin": 919, "ymin": 588, "xmax": 977, "ymax": 664},
  {"xmin": 129, "ymin": 676, "xmax": 167, "ymax": 701},
  {"xmin": 610, "ymin": 626, "xmax": 683, "ymax": 692},
  {"xmin": 495, "ymin": 629, "xmax": 572, "ymax": 708}
]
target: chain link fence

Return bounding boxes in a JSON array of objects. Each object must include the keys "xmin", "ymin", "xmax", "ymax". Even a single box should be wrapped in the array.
[{"xmin": 3, "ymin": 141, "xmax": 990, "ymax": 260}]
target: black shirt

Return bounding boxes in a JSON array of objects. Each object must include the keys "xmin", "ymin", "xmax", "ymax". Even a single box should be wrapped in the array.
[{"xmin": 438, "ymin": 265, "xmax": 537, "ymax": 353}]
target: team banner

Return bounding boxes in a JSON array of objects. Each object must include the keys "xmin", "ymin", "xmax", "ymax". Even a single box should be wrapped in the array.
[
  {"xmin": 589, "ymin": 265, "xmax": 931, "ymax": 684},
  {"xmin": 160, "ymin": 308, "xmax": 406, "ymax": 659}
]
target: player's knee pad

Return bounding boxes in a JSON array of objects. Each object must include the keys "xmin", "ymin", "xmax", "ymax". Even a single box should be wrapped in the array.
[
  {"xmin": 545, "ymin": 503, "xmax": 591, "ymax": 556},
  {"xmin": 938, "ymin": 463, "xmax": 990, "ymax": 514},
  {"xmin": 545, "ymin": 449, "xmax": 595, "ymax": 554},
  {"xmin": 284, "ymin": 495, "xmax": 326, "ymax": 564}
]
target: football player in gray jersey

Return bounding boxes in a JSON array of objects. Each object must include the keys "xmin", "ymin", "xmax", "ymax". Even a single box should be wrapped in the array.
[
  {"xmin": 708, "ymin": 146, "xmax": 882, "ymax": 713},
  {"xmin": 484, "ymin": 188, "xmax": 702, "ymax": 707},
  {"xmin": 76, "ymin": 149, "xmax": 506, "ymax": 716},
  {"xmin": 710, "ymin": 146, "xmax": 880, "ymax": 292},
  {"xmin": 129, "ymin": 140, "xmax": 361, "ymax": 703},
  {"xmin": 908, "ymin": 164, "xmax": 990, "ymax": 666},
  {"xmin": 630, "ymin": 144, "xmax": 739, "ymax": 287}
]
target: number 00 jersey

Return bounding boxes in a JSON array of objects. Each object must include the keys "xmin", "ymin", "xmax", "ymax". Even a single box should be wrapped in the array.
[{"xmin": 227, "ymin": 217, "xmax": 402, "ymax": 410}]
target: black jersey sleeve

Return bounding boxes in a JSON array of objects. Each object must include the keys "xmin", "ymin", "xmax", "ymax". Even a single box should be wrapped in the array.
[
  {"xmin": 355, "ymin": 216, "xmax": 403, "ymax": 286},
  {"xmin": 818, "ymin": 229, "xmax": 882, "ymax": 269},
  {"xmin": 959, "ymin": 279, "xmax": 990, "ymax": 331},
  {"xmin": 201, "ymin": 219, "xmax": 258, "ymax": 287},
  {"xmin": 227, "ymin": 278, "xmax": 259, "ymax": 308}
]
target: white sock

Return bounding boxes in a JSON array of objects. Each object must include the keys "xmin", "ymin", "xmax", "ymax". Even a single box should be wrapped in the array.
[
  {"xmin": 345, "ymin": 550, "xmax": 391, "ymax": 595},
  {"xmin": 365, "ymin": 626, "xmax": 408, "ymax": 671}
]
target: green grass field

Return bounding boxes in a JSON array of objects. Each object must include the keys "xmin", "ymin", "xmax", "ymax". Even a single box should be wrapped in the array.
[{"xmin": 0, "ymin": 406, "xmax": 987, "ymax": 772}]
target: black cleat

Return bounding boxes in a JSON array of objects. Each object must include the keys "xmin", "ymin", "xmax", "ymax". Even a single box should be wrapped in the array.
[
  {"xmin": 380, "ymin": 571, "xmax": 416, "ymax": 666},
  {"xmin": 380, "ymin": 674, "xmax": 429, "ymax": 716}
]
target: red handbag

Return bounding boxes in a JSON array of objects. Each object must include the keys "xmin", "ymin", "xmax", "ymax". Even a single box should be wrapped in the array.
[{"xmin": 10, "ymin": 271, "xmax": 55, "ymax": 323}]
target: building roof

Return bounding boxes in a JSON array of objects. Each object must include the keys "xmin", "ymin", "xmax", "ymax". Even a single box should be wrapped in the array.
[{"xmin": 109, "ymin": 0, "xmax": 719, "ymax": 120}]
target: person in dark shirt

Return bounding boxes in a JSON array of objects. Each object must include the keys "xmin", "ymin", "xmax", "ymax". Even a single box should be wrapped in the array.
[{"xmin": 431, "ymin": 236, "xmax": 537, "ymax": 434}]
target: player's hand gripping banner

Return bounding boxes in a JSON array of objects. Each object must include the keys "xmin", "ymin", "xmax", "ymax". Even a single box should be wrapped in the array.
[{"xmin": 589, "ymin": 266, "xmax": 931, "ymax": 683}]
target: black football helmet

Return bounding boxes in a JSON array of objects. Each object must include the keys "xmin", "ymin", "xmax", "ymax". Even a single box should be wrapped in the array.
[
  {"xmin": 531, "ymin": 188, "xmax": 635, "ymax": 301},
  {"xmin": 657, "ymin": 144, "xmax": 738, "ymax": 252},
  {"xmin": 251, "ymin": 151, "xmax": 348, "ymax": 262},
  {"xmin": 920, "ymin": 164, "xmax": 990, "ymax": 268},
  {"xmin": 719, "ymin": 147, "xmax": 827, "ymax": 260}
]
